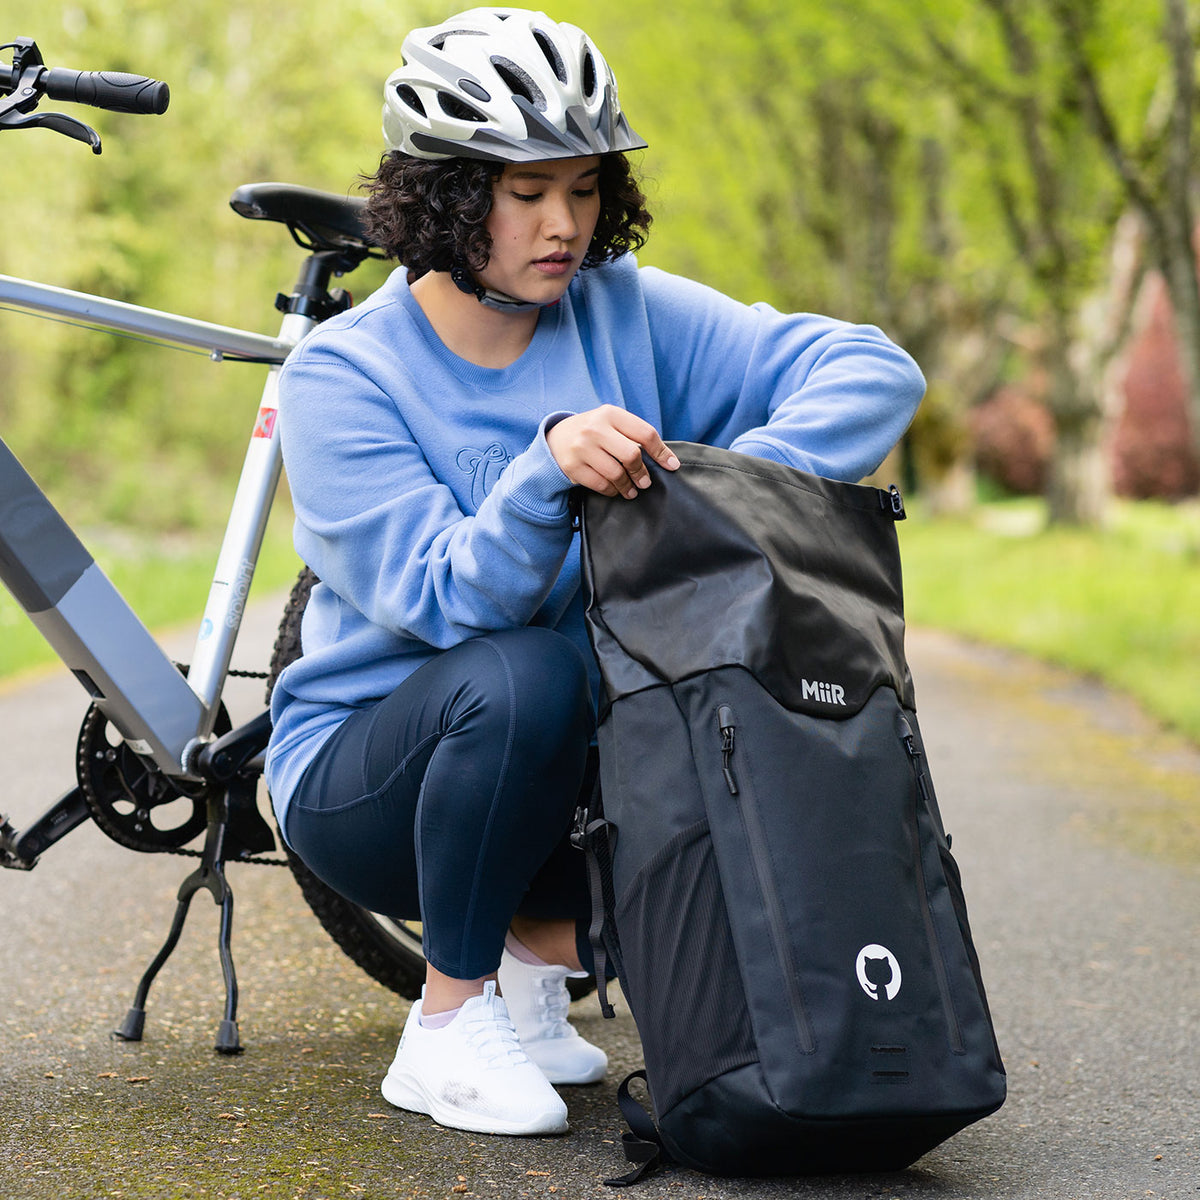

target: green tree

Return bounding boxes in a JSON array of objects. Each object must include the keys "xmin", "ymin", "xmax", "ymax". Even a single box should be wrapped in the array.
[
  {"xmin": 1051, "ymin": 0, "xmax": 1200, "ymax": 470},
  {"xmin": 585, "ymin": 0, "xmax": 1182, "ymax": 523},
  {"xmin": 870, "ymin": 0, "xmax": 1138, "ymax": 524},
  {"xmin": 576, "ymin": 0, "xmax": 1015, "ymax": 507}
]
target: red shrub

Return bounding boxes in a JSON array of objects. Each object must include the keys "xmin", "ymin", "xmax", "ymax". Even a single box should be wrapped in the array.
[
  {"xmin": 971, "ymin": 386, "xmax": 1056, "ymax": 496},
  {"xmin": 1111, "ymin": 282, "xmax": 1200, "ymax": 499}
]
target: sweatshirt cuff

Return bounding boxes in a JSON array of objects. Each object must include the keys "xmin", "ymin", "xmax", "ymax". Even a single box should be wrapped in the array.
[
  {"xmin": 728, "ymin": 433, "xmax": 800, "ymax": 469},
  {"xmin": 499, "ymin": 411, "xmax": 575, "ymax": 520}
]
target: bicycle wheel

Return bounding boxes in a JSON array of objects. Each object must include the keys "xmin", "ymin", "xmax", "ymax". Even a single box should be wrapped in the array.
[{"xmin": 266, "ymin": 566, "xmax": 426, "ymax": 1000}]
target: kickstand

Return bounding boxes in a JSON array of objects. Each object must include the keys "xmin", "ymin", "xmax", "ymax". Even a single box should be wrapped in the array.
[{"xmin": 113, "ymin": 787, "xmax": 243, "ymax": 1055}]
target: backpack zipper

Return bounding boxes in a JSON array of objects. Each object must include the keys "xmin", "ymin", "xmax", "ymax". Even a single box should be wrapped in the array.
[
  {"xmin": 718, "ymin": 705, "xmax": 739, "ymax": 795},
  {"xmin": 899, "ymin": 720, "xmax": 965, "ymax": 1054},
  {"xmin": 717, "ymin": 706, "xmax": 815, "ymax": 1054}
]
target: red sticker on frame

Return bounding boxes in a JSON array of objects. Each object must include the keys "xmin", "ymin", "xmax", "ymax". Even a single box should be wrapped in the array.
[{"xmin": 253, "ymin": 406, "xmax": 278, "ymax": 439}]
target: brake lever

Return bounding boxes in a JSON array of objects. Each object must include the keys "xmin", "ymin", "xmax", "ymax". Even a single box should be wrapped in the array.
[
  {"xmin": 0, "ymin": 107, "xmax": 101, "ymax": 151},
  {"xmin": 0, "ymin": 43, "xmax": 102, "ymax": 152}
]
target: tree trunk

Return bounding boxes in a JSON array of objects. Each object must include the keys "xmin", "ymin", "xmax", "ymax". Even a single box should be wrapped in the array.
[
  {"xmin": 1047, "ymin": 412, "xmax": 1112, "ymax": 525},
  {"xmin": 1045, "ymin": 337, "xmax": 1111, "ymax": 527}
]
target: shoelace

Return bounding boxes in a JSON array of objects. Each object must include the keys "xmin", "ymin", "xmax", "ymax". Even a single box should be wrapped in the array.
[
  {"xmin": 463, "ymin": 1008, "xmax": 531, "ymax": 1069},
  {"xmin": 535, "ymin": 975, "xmax": 572, "ymax": 1039}
]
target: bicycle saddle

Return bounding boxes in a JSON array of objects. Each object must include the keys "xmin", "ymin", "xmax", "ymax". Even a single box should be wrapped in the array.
[{"xmin": 229, "ymin": 183, "xmax": 382, "ymax": 257}]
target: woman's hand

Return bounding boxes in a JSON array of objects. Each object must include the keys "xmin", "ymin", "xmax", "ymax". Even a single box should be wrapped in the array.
[{"xmin": 546, "ymin": 405, "xmax": 680, "ymax": 499}]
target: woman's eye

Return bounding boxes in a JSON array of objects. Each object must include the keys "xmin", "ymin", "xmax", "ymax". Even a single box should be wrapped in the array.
[
  {"xmin": 573, "ymin": 188, "xmax": 598, "ymax": 198},
  {"xmin": 511, "ymin": 192, "xmax": 541, "ymax": 203}
]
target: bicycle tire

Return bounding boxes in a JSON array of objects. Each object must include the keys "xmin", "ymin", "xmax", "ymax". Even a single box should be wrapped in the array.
[{"xmin": 266, "ymin": 566, "xmax": 426, "ymax": 1001}]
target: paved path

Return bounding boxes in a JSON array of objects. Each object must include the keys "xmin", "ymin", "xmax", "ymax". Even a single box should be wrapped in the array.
[{"xmin": 0, "ymin": 613, "xmax": 1197, "ymax": 1200}]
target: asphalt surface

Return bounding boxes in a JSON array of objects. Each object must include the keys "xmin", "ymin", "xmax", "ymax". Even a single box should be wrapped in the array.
[{"xmin": 0, "ymin": 603, "xmax": 1197, "ymax": 1200}]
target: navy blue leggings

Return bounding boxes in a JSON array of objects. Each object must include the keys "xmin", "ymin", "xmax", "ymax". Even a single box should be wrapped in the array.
[{"xmin": 284, "ymin": 627, "xmax": 595, "ymax": 980}]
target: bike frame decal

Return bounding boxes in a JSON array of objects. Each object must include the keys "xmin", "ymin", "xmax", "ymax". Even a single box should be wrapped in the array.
[{"xmin": 252, "ymin": 406, "xmax": 278, "ymax": 439}]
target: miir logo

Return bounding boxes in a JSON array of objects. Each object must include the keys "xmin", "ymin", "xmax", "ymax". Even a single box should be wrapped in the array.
[{"xmin": 802, "ymin": 678, "xmax": 847, "ymax": 705}]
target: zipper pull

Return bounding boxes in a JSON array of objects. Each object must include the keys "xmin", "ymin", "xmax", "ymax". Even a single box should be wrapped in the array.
[
  {"xmin": 898, "ymin": 718, "xmax": 934, "ymax": 806},
  {"xmin": 718, "ymin": 705, "xmax": 739, "ymax": 796}
]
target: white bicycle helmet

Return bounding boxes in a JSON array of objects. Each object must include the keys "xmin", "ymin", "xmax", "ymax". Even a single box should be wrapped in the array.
[{"xmin": 382, "ymin": 7, "xmax": 647, "ymax": 162}]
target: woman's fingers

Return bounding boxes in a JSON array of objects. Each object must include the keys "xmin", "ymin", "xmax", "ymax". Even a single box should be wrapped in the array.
[{"xmin": 546, "ymin": 406, "xmax": 680, "ymax": 499}]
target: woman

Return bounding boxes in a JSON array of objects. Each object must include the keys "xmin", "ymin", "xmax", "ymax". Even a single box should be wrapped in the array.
[{"xmin": 265, "ymin": 6, "xmax": 925, "ymax": 1137}]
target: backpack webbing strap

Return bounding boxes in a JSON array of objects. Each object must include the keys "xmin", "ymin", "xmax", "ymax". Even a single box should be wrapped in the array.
[
  {"xmin": 571, "ymin": 799, "xmax": 619, "ymax": 1019},
  {"xmin": 604, "ymin": 1070, "xmax": 669, "ymax": 1186}
]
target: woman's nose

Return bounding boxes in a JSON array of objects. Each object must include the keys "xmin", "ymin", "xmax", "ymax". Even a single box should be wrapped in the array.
[{"xmin": 541, "ymin": 193, "xmax": 580, "ymax": 241}]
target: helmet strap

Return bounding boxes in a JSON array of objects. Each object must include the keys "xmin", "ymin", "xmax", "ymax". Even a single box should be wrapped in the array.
[{"xmin": 450, "ymin": 261, "xmax": 545, "ymax": 314}]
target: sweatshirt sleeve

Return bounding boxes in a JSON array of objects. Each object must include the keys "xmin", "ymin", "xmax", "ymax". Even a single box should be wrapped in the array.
[
  {"xmin": 278, "ymin": 343, "xmax": 575, "ymax": 651},
  {"xmin": 639, "ymin": 266, "xmax": 925, "ymax": 481}
]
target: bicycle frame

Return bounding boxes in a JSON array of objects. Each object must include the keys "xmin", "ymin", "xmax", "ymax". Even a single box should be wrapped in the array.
[
  {"xmin": 0, "ymin": 42, "xmax": 404, "ymax": 1051},
  {"xmin": 0, "ymin": 272, "xmax": 313, "ymax": 777}
]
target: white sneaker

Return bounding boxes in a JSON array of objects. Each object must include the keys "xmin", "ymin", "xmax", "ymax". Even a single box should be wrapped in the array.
[
  {"xmin": 497, "ymin": 948, "xmax": 608, "ymax": 1085},
  {"xmin": 381, "ymin": 981, "xmax": 568, "ymax": 1136}
]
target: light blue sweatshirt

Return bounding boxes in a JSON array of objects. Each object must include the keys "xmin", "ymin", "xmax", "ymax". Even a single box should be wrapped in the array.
[{"xmin": 265, "ymin": 254, "xmax": 925, "ymax": 829}]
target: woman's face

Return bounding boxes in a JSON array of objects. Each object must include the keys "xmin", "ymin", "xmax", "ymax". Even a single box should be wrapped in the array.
[{"xmin": 478, "ymin": 155, "xmax": 602, "ymax": 304}]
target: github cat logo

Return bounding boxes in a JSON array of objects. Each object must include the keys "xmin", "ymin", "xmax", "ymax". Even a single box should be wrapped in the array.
[{"xmin": 855, "ymin": 944, "xmax": 902, "ymax": 1001}]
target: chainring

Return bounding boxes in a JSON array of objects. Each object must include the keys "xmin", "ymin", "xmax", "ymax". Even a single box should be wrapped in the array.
[{"xmin": 76, "ymin": 698, "xmax": 231, "ymax": 853}]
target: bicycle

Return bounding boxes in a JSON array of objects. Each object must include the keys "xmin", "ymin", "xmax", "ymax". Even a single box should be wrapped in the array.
[{"xmin": 0, "ymin": 36, "xmax": 436, "ymax": 1053}]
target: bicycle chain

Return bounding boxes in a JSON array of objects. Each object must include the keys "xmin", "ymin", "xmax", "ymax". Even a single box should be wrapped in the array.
[{"xmin": 164, "ymin": 845, "xmax": 289, "ymax": 867}]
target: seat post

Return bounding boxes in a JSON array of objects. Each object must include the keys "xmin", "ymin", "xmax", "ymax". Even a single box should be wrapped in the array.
[{"xmin": 277, "ymin": 250, "xmax": 352, "ymax": 322}]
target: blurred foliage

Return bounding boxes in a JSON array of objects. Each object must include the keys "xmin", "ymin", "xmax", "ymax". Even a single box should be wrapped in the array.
[
  {"xmin": 970, "ymin": 384, "xmax": 1056, "ymax": 496},
  {"xmin": 1112, "ymin": 280, "xmax": 1200, "ymax": 498},
  {"xmin": 1, "ymin": 0, "xmax": 426, "ymax": 530},
  {"xmin": 1, "ymin": 0, "xmax": 1195, "ymax": 537}
]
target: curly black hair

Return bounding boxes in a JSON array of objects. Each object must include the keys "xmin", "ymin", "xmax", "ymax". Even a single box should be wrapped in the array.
[{"xmin": 361, "ymin": 151, "xmax": 652, "ymax": 276}]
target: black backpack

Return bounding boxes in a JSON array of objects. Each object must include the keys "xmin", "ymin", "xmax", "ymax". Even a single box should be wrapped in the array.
[{"xmin": 573, "ymin": 442, "xmax": 1006, "ymax": 1183}]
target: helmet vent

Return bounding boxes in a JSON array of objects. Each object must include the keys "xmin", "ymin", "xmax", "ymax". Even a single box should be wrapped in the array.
[
  {"xmin": 581, "ymin": 50, "xmax": 597, "ymax": 99},
  {"xmin": 533, "ymin": 29, "xmax": 567, "ymax": 83},
  {"xmin": 429, "ymin": 29, "xmax": 485, "ymax": 50},
  {"xmin": 491, "ymin": 57, "xmax": 546, "ymax": 111},
  {"xmin": 395, "ymin": 83, "xmax": 426, "ymax": 117},
  {"xmin": 438, "ymin": 92, "xmax": 488, "ymax": 123}
]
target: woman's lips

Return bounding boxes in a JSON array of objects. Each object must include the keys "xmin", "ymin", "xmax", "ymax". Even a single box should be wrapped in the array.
[{"xmin": 533, "ymin": 254, "xmax": 574, "ymax": 276}]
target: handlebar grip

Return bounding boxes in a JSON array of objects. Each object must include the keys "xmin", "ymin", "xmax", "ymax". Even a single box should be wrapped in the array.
[{"xmin": 42, "ymin": 68, "xmax": 169, "ymax": 115}]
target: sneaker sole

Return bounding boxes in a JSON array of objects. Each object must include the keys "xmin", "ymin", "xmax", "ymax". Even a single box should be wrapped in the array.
[
  {"xmin": 381, "ymin": 1067, "xmax": 568, "ymax": 1136},
  {"xmin": 525, "ymin": 1051, "xmax": 608, "ymax": 1086}
]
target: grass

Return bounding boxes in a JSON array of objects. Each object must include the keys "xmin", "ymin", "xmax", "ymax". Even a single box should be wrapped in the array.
[
  {"xmin": 0, "ymin": 517, "xmax": 302, "ymax": 682},
  {"xmin": 898, "ymin": 496, "xmax": 1200, "ymax": 746}
]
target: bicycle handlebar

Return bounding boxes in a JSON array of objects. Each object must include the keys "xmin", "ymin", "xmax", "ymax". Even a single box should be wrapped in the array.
[
  {"xmin": 39, "ymin": 67, "xmax": 169, "ymax": 115},
  {"xmin": 1, "ymin": 38, "xmax": 170, "ymax": 151},
  {"xmin": 1, "ymin": 38, "xmax": 169, "ymax": 150}
]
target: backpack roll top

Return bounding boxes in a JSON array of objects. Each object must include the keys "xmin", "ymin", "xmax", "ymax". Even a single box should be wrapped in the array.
[{"xmin": 580, "ymin": 442, "xmax": 914, "ymax": 720}]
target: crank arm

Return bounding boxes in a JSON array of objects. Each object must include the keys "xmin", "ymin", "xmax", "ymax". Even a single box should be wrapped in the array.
[{"xmin": 0, "ymin": 786, "xmax": 91, "ymax": 869}]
